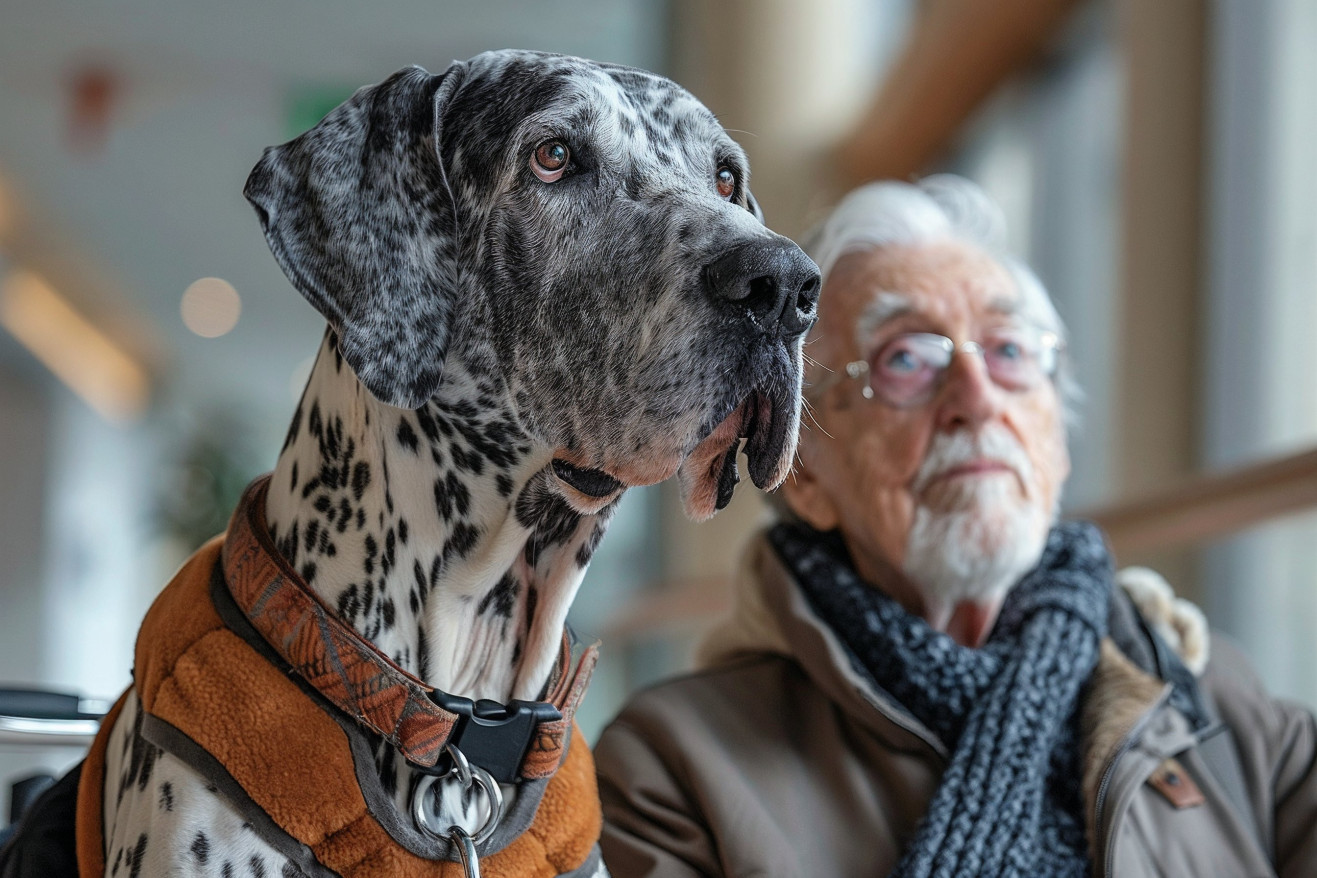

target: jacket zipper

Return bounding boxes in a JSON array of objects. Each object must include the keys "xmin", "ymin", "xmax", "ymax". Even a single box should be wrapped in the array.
[{"xmin": 1094, "ymin": 684, "xmax": 1173, "ymax": 878}]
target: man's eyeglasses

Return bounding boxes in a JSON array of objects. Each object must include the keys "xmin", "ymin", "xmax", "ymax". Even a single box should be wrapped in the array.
[{"xmin": 809, "ymin": 327, "xmax": 1063, "ymax": 408}]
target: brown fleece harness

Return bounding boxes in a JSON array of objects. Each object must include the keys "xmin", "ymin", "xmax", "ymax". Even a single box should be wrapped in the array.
[{"xmin": 76, "ymin": 477, "xmax": 602, "ymax": 877}]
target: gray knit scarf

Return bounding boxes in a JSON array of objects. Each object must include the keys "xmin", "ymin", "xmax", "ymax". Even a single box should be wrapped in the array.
[{"xmin": 771, "ymin": 520, "xmax": 1113, "ymax": 878}]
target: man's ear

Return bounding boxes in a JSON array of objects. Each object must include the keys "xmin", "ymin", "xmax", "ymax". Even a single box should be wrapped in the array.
[
  {"xmin": 244, "ymin": 62, "xmax": 467, "ymax": 409},
  {"xmin": 779, "ymin": 453, "xmax": 840, "ymax": 532}
]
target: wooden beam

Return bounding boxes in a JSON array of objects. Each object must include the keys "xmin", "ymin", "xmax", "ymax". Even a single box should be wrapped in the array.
[
  {"xmin": 1084, "ymin": 447, "xmax": 1317, "ymax": 557},
  {"xmin": 600, "ymin": 576, "xmax": 731, "ymax": 643},
  {"xmin": 835, "ymin": 0, "xmax": 1085, "ymax": 186},
  {"xmin": 604, "ymin": 447, "xmax": 1317, "ymax": 641}
]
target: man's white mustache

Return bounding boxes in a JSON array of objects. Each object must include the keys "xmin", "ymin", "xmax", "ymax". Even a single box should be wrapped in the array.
[{"xmin": 911, "ymin": 425, "xmax": 1033, "ymax": 494}]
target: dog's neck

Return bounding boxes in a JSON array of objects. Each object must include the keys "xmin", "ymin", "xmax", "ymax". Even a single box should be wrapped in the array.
[{"xmin": 266, "ymin": 335, "xmax": 613, "ymax": 704}]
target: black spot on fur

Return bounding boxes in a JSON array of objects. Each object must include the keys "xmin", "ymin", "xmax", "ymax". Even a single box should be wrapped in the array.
[
  {"xmin": 282, "ymin": 404, "xmax": 303, "ymax": 452},
  {"xmin": 451, "ymin": 443, "xmax": 484, "ymax": 475},
  {"xmin": 307, "ymin": 402, "xmax": 323, "ymax": 448},
  {"xmin": 126, "ymin": 833, "xmax": 148, "ymax": 878},
  {"xmin": 118, "ymin": 705, "xmax": 160, "ymax": 806},
  {"xmin": 337, "ymin": 584, "xmax": 361, "ymax": 622},
  {"xmin": 352, "ymin": 460, "xmax": 371, "ymax": 500},
  {"xmin": 157, "ymin": 780, "xmax": 174, "ymax": 811},
  {"xmin": 443, "ymin": 522, "xmax": 480, "ymax": 561},
  {"xmin": 446, "ymin": 471, "xmax": 471, "ymax": 517},
  {"xmin": 476, "ymin": 572, "xmax": 519, "ymax": 618},
  {"xmin": 417, "ymin": 626, "xmax": 431, "ymax": 680},
  {"xmin": 525, "ymin": 584, "xmax": 539, "ymax": 634},
  {"xmin": 433, "ymin": 476, "xmax": 453, "ymax": 520},
  {"xmin": 415, "ymin": 406, "xmax": 441, "ymax": 442},
  {"xmin": 397, "ymin": 418, "xmax": 419, "ymax": 453},
  {"xmin": 191, "ymin": 831, "xmax": 210, "ymax": 864},
  {"xmin": 576, "ymin": 518, "xmax": 608, "ymax": 566},
  {"xmin": 364, "ymin": 534, "xmax": 378, "ymax": 575}
]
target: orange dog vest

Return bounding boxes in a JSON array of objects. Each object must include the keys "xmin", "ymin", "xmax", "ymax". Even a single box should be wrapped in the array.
[{"xmin": 76, "ymin": 498, "xmax": 601, "ymax": 877}]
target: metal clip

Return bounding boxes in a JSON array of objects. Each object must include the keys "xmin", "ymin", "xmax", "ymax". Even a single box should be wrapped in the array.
[
  {"xmin": 448, "ymin": 826, "xmax": 480, "ymax": 878},
  {"xmin": 413, "ymin": 743, "xmax": 505, "ymax": 875}
]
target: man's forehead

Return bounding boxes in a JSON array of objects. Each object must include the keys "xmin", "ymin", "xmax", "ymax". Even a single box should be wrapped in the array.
[{"xmin": 827, "ymin": 242, "xmax": 1019, "ymax": 333}]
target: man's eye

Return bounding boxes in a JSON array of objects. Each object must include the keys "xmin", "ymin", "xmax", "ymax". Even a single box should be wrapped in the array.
[
  {"xmin": 883, "ymin": 348, "xmax": 920, "ymax": 373},
  {"xmin": 993, "ymin": 340, "xmax": 1024, "ymax": 361}
]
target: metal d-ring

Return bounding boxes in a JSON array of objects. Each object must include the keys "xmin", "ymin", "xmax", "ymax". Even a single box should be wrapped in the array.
[{"xmin": 413, "ymin": 743, "xmax": 506, "ymax": 853}]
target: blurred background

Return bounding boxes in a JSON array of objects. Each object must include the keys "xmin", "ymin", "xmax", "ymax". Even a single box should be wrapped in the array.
[{"xmin": 3, "ymin": 0, "xmax": 1317, "ymax": 816}]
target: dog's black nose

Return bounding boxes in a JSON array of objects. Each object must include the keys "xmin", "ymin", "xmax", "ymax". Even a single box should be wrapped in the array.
[{"xmin": 704, "ymin": 239, "xmax": 820, "ymax": 339}]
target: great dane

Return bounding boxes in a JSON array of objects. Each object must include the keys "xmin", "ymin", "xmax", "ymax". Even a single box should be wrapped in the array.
[{"xmin": 91, "ymin": 50, "xmax": 818, "ymax": 877}]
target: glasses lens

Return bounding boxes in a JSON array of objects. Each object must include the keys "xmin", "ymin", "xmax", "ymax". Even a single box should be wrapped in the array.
[
  {"xmin": 980, "ymin": 327, "xmax": 1053, "ymax": 389},
  {"xmin": 868, "ymin": 333, "xmax": 953, "ymax": 405}
]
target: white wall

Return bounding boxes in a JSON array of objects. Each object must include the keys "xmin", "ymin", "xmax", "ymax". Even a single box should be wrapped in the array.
[
  {"xmin": 0, "ymin": 371, "xmax": 158, "ymax": 817},
  {"xmin": 1202, "ymin": 0, "xmax": 1317, "ymax": 710}
]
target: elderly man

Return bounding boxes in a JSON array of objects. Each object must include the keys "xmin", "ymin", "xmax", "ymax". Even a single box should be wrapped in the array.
[{"xmin": 594, "ymin": 176, "xmax": 1317, "ymax": 877}]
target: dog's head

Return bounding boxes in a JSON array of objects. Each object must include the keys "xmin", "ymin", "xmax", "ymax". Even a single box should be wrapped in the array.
[{"xmin": 245, "ymin": 50, "xmax": 819, "ymax": 520}]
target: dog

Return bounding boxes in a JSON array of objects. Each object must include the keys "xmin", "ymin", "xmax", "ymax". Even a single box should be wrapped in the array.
[{"xmin": 81, "ymin": 50, "xmax": 818, "ymax": 878}]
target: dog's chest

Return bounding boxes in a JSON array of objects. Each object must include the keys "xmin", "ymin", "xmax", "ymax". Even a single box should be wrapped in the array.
[{"xmin": 102, "ymin": 691, "xmax": 300, "ymax": 878}]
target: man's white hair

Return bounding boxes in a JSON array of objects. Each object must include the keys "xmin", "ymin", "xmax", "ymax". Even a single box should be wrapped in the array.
[{"xmin": 803, "ymin": 174, "xmax": 1081, "ymax": 424}]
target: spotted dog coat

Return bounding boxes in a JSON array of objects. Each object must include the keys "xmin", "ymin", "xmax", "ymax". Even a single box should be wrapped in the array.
[{"xmin": 95, "ymin": 50, "xmax": 818, "ymax": 877}]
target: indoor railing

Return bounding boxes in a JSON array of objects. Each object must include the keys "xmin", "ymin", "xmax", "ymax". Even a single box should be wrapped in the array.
[{"xmin": 602, "ymin": 445, "xmax": 1317, "ymax": 643}]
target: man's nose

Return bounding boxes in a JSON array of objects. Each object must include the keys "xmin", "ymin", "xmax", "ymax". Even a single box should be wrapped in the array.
[
  {"xmin": 934, "ymin": 349, "xmax": 1001, "ymax": 432},
  {"xmin": 703, "ymin": 239, "xmax": 821, "ymax": 339}
]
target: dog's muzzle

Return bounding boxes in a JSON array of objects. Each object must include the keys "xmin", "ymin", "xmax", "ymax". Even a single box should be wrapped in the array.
[{"xmin": 704, "ymin": 239, "xmax": 820, "ymax": 338}]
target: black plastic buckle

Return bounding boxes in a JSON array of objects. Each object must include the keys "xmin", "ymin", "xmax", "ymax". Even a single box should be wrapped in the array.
[{"xmin": 428, "ymin": 691, "xmax": 562, "ymax": 785}]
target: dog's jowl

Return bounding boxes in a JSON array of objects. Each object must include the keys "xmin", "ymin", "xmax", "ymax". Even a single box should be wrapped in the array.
[{"xmin": 83, "ymin": 50, "xmax": 818, "ymax": 878}]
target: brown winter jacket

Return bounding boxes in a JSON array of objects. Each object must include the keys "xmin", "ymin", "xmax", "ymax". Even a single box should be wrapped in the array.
[{"xmin": 595, "ymin": 531, "xmax": 1317, "ymax": 877}]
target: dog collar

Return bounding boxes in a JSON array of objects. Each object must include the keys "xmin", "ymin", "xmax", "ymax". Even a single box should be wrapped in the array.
[{"xmin": 220, "ymin": 475, "xmax": 597, "ymax": 784}]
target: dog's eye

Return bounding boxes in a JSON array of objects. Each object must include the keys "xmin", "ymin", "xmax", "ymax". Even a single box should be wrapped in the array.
[
  {"xmin": 531, "ymin": 140, "xmax": 570, "ymax": 182},
  {"xmin": 716, "ymin": 166, "xmax": 736, "ymax": 200}
]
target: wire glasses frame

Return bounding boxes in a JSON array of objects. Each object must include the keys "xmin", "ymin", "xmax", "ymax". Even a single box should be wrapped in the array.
[{"xmin": 808, "ymin": 327, "xmax": 1064, "ymax": 408}]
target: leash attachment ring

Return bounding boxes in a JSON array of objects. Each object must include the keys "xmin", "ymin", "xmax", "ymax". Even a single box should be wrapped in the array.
[{"xmin": 413, "ymin": 743, "xmax": 505, "ymax": 854}]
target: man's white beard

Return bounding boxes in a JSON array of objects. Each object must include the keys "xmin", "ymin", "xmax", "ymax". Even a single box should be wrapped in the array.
[{"xmin": 902, "ymin": 426, "xmax": 1052, "ymax": 607}]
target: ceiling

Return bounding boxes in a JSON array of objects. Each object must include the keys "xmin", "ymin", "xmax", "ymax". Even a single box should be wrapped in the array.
[{"xmin": 0, "ymin": 0, "xmax": 667, "ymax": 431}]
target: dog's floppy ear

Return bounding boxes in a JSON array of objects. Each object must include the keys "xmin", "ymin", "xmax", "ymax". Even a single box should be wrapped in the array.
[{"xmin": 244, "ymin": 63, "xmax": 467, "ymax": 409}]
